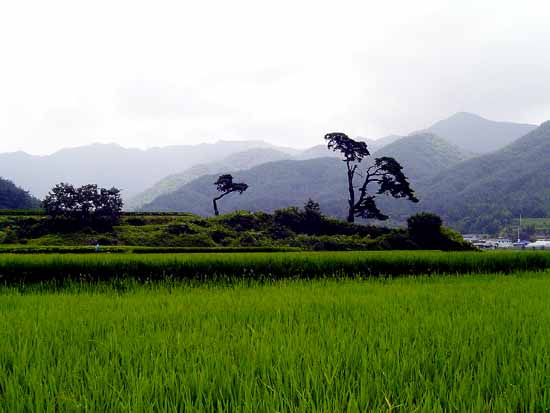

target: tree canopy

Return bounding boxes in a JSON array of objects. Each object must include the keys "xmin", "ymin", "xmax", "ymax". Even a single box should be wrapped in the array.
[
  {"xmin": 212, "ymin": 175, "xmax": 248, "ymax": 216},
  {"xmin": 43, "ymin": 183, "xmax": 123, "ymax": 226},
  {"xmin": 325, "ymin": 132, "xmax": 418, "ymax": 222}
]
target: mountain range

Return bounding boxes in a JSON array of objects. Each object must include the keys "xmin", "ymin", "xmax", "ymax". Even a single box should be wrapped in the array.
[
  {"xmin": 142, "ymin": 118, "xmax": 550, "ymax": 234},
  {"xmin": 416, "ymin": 112, "xmax": 536, "ymax": 154},
  {"xmin": 140, "ymin": 131, "xmax": 475, "ymax": 216},
  {"xmin": 0, "ymin": 141, "xmax": 298, "ymax": 200},
  {"xmin": 126, "ymin": 147, "xmax": 294, "ymax": 210},
  {"xmin": 1, "ymin": 112, "xmax": 546, "ymax": 233},
  {"xmin": 412, "ymin": 120, "xmax": 550, "ymax": 231}
]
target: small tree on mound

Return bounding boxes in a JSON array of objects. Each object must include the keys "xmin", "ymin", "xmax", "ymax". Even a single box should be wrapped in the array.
[
  {"xmin": 43, "ymin": 183, "xmax": 123, "ymax": 228},
  {"xmin": 325, "ymin": 132, "xmax": 418, "ymax": 223},
  {"xmin": 212, "ymin": 174, "xmax": 248, "ymax": 216}
]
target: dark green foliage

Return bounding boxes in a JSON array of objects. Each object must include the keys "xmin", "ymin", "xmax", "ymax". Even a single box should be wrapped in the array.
[
  {"xmin": 407, "ymin": 212, "xmax": 443, "ymax": 244},
  {"xmin": 325, "ymin": 132, "xmax": 418, "ymax": 222},
  {"xmin": 213, "ymin": 174, "xmax": 248, "ymax": 216},
  {"xmin": 43, "ymin": 183, "xmax": 123, "ymax": 229},
  {"xmin": 325, "ymin": 132, "xmax": 370, "ymax": 162},
  {"xmin": 126, "ymin": 217, "xmax": 146, "ymax": 226},
  {"xmin": 406, "ymin": 212, "xmax": 472, "ymax": 250},
  {"xmin": 0, "ymin": 178, "xmax": 40, "ymax": 210},
  {"xmin": 166, "ymin": 223, "xmax": 198, "ymax": 235},
  {"xmin": 0, "ymin": 251, "xmax": 548, "ymax": 284},
  {"xmin": 0, "ymin": 210, "xmax": 469, "ymax": 251},
  {"xmin": 218, "ymin": 211, "xmax": 270, "ymax": 232},
  {"xmin": 413, "ymin": 121, "xmax": 550, "ymax": 233}
]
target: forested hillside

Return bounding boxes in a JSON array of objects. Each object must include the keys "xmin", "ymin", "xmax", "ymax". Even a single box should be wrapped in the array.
[
  {"xmin": 142, "ymin": 132, "xmax": 472, "ymax": 218},
  {"xmin": 374, "ymin": 133, "xmax": 472, "ymax": 181},
  {"xmin": 127, "ymin": 148, "xmax": 292, "ymax": 210},
  {"xmin": 413, "ymin": 121, "xmax": 550, "ymax": 232},
  {"xmin": 0, "ymin": 178, "xmax": 40, "ymax": 209}
]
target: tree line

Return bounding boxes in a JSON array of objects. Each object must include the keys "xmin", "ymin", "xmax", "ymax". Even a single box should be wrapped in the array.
[{"xmin": 42, "ymin": 133, "xmax": 419, "ymax": 226}]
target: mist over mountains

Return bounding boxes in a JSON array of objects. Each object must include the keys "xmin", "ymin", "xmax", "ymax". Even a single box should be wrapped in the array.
[
  {"xmin": 139, "ymin": 130, "xmax": 475, "ymax": 216},
  {"xmin": 126, "ymin": 148, "xmax": 294, "ymax": 210},
  {"xmin": 417, "ymin": 112, "xmax": 537, "ymax": 154},
  {"xmin": 140, "ymin": 115, "xmax": 549, "ymax": 232},
  {"xmin": 414, "ymin": 120, "xmax": 550, "ymax": 231},
  {"xmin": 0, "ymin": 141, "xmax": 297, "ymax": 200},
  {"xmin": 1, "ymin": 112, "xmax": 546, "ymax": 233}
]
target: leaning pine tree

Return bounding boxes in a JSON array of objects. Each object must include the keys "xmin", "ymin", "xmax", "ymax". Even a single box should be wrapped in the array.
[
  {"xmin": 325, "ymin": 132, "xmax": 418, "ymax": 223},
  {"xmin": 212, "ymin": 174, "xmax": 249, "ymax": 216}
]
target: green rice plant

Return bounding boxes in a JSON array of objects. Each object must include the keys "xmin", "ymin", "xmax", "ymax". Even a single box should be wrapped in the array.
[
  {"xmin": 0, "ymin": 250, "xmax": 550, "ymax": 284},
  {"xmin": 2, "ymin": 274, "xmax": 550, "ymax": 411}
]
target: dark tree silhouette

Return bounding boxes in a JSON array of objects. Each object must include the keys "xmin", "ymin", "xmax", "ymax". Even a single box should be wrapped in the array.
[
  {"xmin": 325, "ymin": 132, "xmax": 418, "ymax": 223},
  {"xmin": 212, "ymin": 174, "xmax": 248, "ymax": 216},
  {"xmin": 43, "ymin": 183, "xmax": 123, "ymax": 226}
]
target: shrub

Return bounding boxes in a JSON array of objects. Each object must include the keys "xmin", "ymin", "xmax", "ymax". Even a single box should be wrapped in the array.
[
  {"xmin": 166, "ymin": 223, "xmax": 198, "ymax": 235},
  {"xmin": 220, "ymin": 211, "xmax": 270, "ymax": 232},
  {"xmin": 126, "ymin": 218, "xmax": 146, "ymax": 226},
  {"xmin": 209, "ymin": 228, "xmax": 235, "ymax": 244}
]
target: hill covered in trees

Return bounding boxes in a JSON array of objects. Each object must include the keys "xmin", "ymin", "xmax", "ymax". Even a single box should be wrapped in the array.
[
  {"xmin": 413, "ymin": 120, "xmax": 550, "ymax": 232},
  {"xmin": 141, "ymin": 120, "xmax": 550, "ymax": 234},
  {"xmin": 374, "ymin": 133, "xmax": 472, "ymax": 182},
  {"xmin": 127, "ymin": 148, "xmax": 293, "ymax": 210},
  {"xmin": 141, "ymin": 131, "xmax": 473, "ymax": 217},
  {"xmin": 0, "ymin": 178, "xmax": 40, "ymax": 210},
  {"xmin": 142, "ymin": 157, "xmax": 347, "ymax": 215}
]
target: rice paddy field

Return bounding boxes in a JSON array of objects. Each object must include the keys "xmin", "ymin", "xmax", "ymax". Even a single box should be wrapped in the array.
[
  {"xmin": 1, "ymin": 250, "xmax": 550, "ymax": 284},
  {"xmin": 2, "ymin": 251, "xmax": 550, "ymax": 411}
]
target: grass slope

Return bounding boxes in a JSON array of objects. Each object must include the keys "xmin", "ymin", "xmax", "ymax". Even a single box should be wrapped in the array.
[{"xmin": 2, "ymin": 274, "xmax": 550, "ymax": 411}]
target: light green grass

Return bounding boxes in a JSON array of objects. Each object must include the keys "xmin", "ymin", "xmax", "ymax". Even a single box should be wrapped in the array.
[{"xmin": 2, "ymin": 274, "xmax": 550, "ymax": 411}]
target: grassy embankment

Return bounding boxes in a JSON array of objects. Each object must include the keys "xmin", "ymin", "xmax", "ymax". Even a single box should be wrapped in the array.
[{"xmin": 0, "ymin": 210, "xmax": 471, "ymax": 251}]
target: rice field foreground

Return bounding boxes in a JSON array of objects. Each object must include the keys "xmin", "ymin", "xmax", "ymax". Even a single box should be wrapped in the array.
[
  {"xmin": 2, "ymin": 274, "xmax": 550, "ymax": 411},
  {"xmin": 1, "ymin": 250, "xmax": 550, "ymax": 284}
]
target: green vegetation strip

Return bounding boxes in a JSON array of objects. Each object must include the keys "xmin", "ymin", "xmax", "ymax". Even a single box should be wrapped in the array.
[
  {"xmin": 1, "ymin": 251, "xmax": 550, "ymax": 284},
  {"xmin": 2, "ymin": 274, "xmax": 550, "ymax": 411},
  {"xmin": 0, "ymin": 245, "xmax": 299, "ymax": 254}
]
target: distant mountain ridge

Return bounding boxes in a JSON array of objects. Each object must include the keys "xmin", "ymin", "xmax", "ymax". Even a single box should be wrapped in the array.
[
  {"xmin": 141, "ymin": 118, "xmax": 546, "ymax": 233},
  {"xmin": 0, "ymin": 140, "xmax": 298, "ymax": 200},
  {"xmin": 141, "ymin": 131, "xmax": 472, "ymax": 216},
  {"xmin": 128, "ymin": 137, "xmax": 402, "ymax": 209},
  {"xmin": 126, "ymin": 147, "xmax": 293, "ymax": 210},
  {"xmin": 374, "ymin": 133, "xmax": 472, "ymax": 182},
  {"xmin": 418, "ymin": 112, "xmax": 536, "ymax": 154},
  {"xmin": 411, "ymin": 120, "xmax": 550, "ymax": 231}
]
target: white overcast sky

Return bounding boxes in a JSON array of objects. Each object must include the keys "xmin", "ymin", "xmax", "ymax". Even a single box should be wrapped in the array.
[{"xmin": 1, "ymin": 0, "xmax": 549, "ymax": 154}]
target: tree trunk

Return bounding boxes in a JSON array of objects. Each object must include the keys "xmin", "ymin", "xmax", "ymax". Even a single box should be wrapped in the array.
[
  {"xmin": 347, "ymin": 164, "xmax": 355, "ymax": 223},
  {"xmin": 213, "ymin": 198, "xmax": 220, "ymax": 216}
]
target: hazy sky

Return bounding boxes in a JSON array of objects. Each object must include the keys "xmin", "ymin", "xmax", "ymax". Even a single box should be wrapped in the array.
[{"xmin": 1, "ymin": 0, "xmax": 549, "ymax": 155}]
